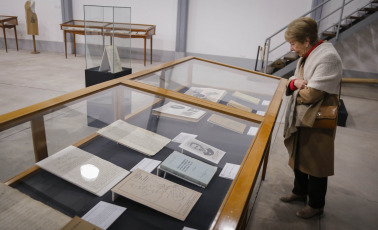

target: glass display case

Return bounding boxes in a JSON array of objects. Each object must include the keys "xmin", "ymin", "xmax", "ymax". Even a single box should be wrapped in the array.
[
  {"xmin": 0, "ymin": 56, "xmax": 286, "ymax": 230},
  {"xmin": 84, "ymin": 5, "xmax": 132, "ymax": 87}
]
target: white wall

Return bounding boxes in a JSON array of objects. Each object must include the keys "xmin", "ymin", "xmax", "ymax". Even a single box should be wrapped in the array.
[
  {"xmin": 0, "ymin": 0, "xmax": 62, "ymax": 42},
  {"xmin": 72, "ymin": 0, "xmax": 178, "ymax": 52},
  {"xmin": 187, "ymin": 0, "xmax": 312, "ymax": 59}
]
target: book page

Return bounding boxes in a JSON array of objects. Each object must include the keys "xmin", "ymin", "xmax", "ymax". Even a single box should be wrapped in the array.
[
  {"xmin": 98, "ymin": 120, "xmax": 171, "ymax": 156},
  {"xmin": 0, "ymin": 183, "xmax": 71, "ymax": 230},
  {"xmin": 179, "ymin": 138, "xmax": 226, "ymax": 164},
  {"xmin": 207, "ymin": 114, "xmax": 246, "ymax": 134},
  {"xmin": 112, "ymin": 169, "xmax": 201, "ymax": 221},
  {"xmin": 160, "ymin": 151, "xmax": 217, "ymax": 187},
  {"xmin": 232, "ymin": 91, "xmax": 260, "ymax": 105},
  {"xmin": 36, "ymin": 146, "xmax": 130, "ymax": 196}
]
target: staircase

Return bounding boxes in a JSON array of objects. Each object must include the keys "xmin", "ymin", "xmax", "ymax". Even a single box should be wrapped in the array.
[{"xmin": 257, "ymin": 0, "xmax": 378, "ymax": 78}]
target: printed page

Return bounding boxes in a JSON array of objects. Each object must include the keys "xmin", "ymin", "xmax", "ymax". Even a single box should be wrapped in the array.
[
  {"xmin": 36, "ymin": 145, "xmax": 130, "ymax": 196},
  {"xmin": 112, "ymin": 169, "xmax": 201, "ymax": 221},
  {"xmin": 179, "ymin": 138, "xmax": 225, "ymax": 164},
  {"xmin": 0, "ymin": 183, "xmax": 71, "ymax": 230},
  {"xmin": 207, "ymin": 114, "xmax": 246, "ymax": 134},
  {"xmin": 232, "ymin": 91, "xmax": 261, "ymax": 105}
]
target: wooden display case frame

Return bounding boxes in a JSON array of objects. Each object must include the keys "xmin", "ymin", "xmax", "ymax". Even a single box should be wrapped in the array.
[
  {"xmin": 0, "ymin": 56, "xmax": 286, "ymax": 230},
  {"xmin": 60, "ymin": 20, "xmax": 156, "ymax": 66}
]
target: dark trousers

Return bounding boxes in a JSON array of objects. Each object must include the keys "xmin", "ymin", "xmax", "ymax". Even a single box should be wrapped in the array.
[{"xmin": 292, "ymin": 168, "xmax": 328, "ymax": 209}]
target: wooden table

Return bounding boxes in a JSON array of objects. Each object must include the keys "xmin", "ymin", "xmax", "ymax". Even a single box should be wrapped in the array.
[
  {"xmin": 60, "ymin": 20, "xmax": 156, "ymax": 66},
  {"xmin": 0, "ymin": 15, "xmax": 18, "ymax": 52}
]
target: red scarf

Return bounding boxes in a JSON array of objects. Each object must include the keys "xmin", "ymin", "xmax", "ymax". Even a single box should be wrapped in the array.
[{"xmin": 304, "ymin": 40, "xmax": 323, "ymax": 58}]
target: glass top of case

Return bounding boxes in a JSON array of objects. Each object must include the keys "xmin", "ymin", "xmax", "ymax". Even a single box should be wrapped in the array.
[
  {"xmin": 134, "ymin": 59, "xmax": 280, "ymax": 115},
  {"xmin": 8, "ymin": 84, "xmax": 260, "ymax": 230}
]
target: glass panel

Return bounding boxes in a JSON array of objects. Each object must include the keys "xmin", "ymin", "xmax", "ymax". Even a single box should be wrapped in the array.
[
  {"xmin": 84, "ymin": 5, "xmax": 131, "ymax": 72},
  {"xmin": 11, "ymin": 85, "xmax": 259, "ymax": 229},
  {"xmin": 0, "ymin": 122, "xmax": 34, "ymax": 182},
  {"xmin": 135, "ymin": 59, "xmax": 280, "ymax": 116}
]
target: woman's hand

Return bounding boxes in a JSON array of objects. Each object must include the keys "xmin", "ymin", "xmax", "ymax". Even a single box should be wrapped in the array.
[{"xmin": 294, "ymin": 79, "xmax": 308, "ymax": 89}]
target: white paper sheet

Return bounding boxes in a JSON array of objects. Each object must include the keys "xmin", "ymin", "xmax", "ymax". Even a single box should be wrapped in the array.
[
  {"xmin": 247, "ymin": 127, "xmax": 259, "ymax": 136},
  {"xmin": 82, "ymin": 201, "xmax": 126, "ymax": 229},
  {"xmin": 172, "ymin": 132, "xmax": 198, "ymax": 144},
  {"xmin": 219, "ymin": 163, "xmax": 240, "ymax": 180},
  {"xmin": 262, "ymin": 100, "xmax": 270, "ymax": 106},
  {"xmin": 256, "ymin": 111, "xmax": 266, "ymax": 116},
  {"xmin": 36, "ymin": 146, "xmax": 129, "ymax": 197},
  {"xmin": 130, "ymin": 158, "xmax": 161, "ymax": 173}
]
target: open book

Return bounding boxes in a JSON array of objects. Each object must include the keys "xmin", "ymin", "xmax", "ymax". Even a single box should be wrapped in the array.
[
  {"xmin": 97, "ymin": 120, "xmax": 171, "ymax": 156},
  {"xmin": 158, "ymin": 151, "xmax": 217, "ymax": 188},
  {"xmin": 152, "ymin": 101, "xmax": 206, "ymax": 122},
  {"xmin": 36, "ymin": 145, "xmax": 129, "ymax": 197},
  {"xmin": 185, "ymin": 87, "xmax": 226, "ymax": 103},
  {"xmin": 112, "ymin": 169, "xmax": 201, "ymax": 221}
]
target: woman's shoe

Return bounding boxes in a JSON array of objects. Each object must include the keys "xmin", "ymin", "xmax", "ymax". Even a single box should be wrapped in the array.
[
  {"xmin": 296, "ymin": 205, "xmax": 323, "ymax": 219},
  {"xmin": 280, "ymin": 193, "xmax": 307, "ymax": 203}
]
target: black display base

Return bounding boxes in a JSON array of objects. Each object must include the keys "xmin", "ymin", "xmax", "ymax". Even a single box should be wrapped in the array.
[
  {"xmin": 85, "ymin": 66, "xmax": 132, "ymax": 127},
  {"xmin": 85, "ymin": 66, "xmax": 132, "ymax": 87},
  {"xmin": 337, "ymin": 99, "xmax": 348, "ymax": 127}
]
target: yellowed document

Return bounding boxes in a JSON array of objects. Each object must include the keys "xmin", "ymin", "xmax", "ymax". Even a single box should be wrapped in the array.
[
  {"xmin": 207, "ymin": 114, "xmax": 246, "ymax": 134},
  {"xmin": 227, "ymin": 100, "xmax": 253, "ymax": 112},
  {"xmin": 0, "ymin": 183, "xmax": 71, "ymax": 230},
  {"xmin": 232, "ymin": 91, "xmax": 260, "ymax": 105},
  {"xmin": 112, "ymin": 169, "xmax": 201, "ymax": 221}
]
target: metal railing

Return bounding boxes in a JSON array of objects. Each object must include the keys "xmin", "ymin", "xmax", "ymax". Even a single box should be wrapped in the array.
[{"xmin": 258, "ymin": 0, "xmax": 376, "ymax": 74}]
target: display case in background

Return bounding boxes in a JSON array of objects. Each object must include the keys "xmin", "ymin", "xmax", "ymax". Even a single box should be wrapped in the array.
[
  {"xmin": 0, "ymin": 56, "xmax": 286, "ymax": 230},
  {"xmin": 84, "ymin": 5, "xmax": 132, "ymax": 87}
]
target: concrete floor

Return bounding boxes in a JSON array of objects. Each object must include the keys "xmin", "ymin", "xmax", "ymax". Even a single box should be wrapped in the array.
[{"xmin": 1, "ymin": 48, "xmax": 377, "ymax": 230}]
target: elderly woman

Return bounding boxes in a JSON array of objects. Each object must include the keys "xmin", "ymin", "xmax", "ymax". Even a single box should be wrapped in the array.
[{"xmin": 281, "ymin": 17, "xmax": 342, "ymax": 218}]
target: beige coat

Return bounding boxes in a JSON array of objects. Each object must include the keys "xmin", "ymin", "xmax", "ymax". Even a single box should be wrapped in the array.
[{"xmin": 283, "ymin": 42, "xmax": 342, "ymax": 177}]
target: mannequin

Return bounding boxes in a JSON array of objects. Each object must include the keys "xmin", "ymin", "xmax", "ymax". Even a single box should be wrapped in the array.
[{"xmin": 25, "ymin": 0, "xmax": 39, "ymax": 53}]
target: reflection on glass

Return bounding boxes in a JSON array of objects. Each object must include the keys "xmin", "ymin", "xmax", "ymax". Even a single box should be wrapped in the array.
[{"xmin": 80, "ymin": 164, "xmax": 99, "ymax": 181}]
